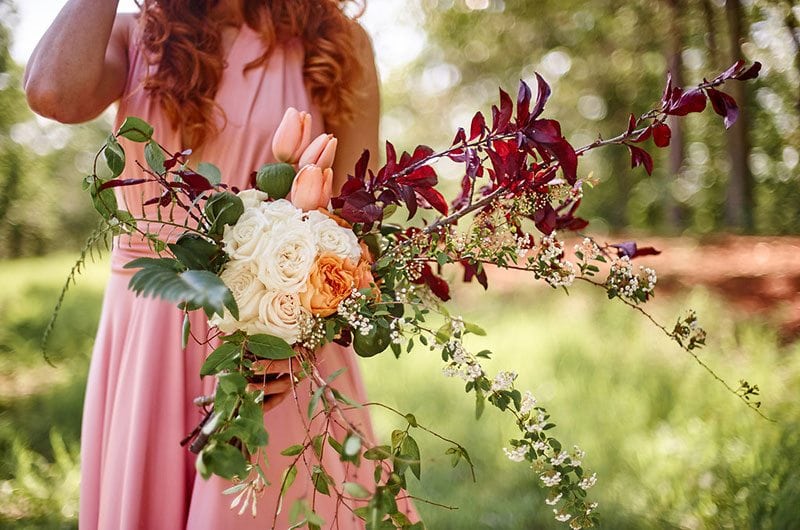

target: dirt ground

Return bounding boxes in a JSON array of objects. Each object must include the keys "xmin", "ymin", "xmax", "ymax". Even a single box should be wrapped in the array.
[{"xmin": 484, "ymin": 235, "xmax": 800, "ymax": 341}]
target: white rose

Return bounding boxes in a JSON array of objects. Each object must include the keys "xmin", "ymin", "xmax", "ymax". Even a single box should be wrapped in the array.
[
  {"xmin": 308, "ymin": 216, "xmax": 361, "ymax": 262},
  {"xmin": 260, "ymin": 198, "xmax": 303, "ymax": 223},
  {"xmin": 246, "ymin": 290, "xmax": 307, "ymax": 344},
  {"xmin": 237, "ymin": 189, "xmax": 269, "ymax": 210},
  {"xmin": 222, "ymin": 208, "xmax": 273, "ymax": 261},
  {"xmin": 209, "ymin": 259, "xmax": 266, "ymax": 333},
  {"xmin": 256, "ymin": 220, "xmax": 316, "ymax": 292}
]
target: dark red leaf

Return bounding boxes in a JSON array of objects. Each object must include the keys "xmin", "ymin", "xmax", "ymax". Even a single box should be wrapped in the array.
[
  {"xmin": 732, "ymin": 61, "xmax": 761, "ymax": 80},
  {"xmin": 550, "ymin": 139, "xmax": 578, "ymax": 184},
  {"xmin": 398, "ymin": 185, "xmax": 418, "ymax": 220},
  {"xmin": 627, "ymin": 144, "xmax": 654, "ymax": 175},
  {"xmin": 470, "ymin": 112, "xmax": 486, "ymax": 140},
  {"xmin": 530, "ymin": 73, "xmax": 551, "ymax": 121},
  {"xmin": 416, "ymin": 186, "xmax": 449, "ymax": 215},
  {"xmin": 397, "ymin": 165, "xmax": 437, "ymax": 188},
  {"xmin": 461, "ymin": 260, "xmax": 489, "ymax": 290},
  {"xmin": 661, "ymin": 72, "xmax": 673, "ymax": 110},
  {"xmin": 179, "ymin": 171, "xmax": 214, "ymax": 193},
  {"xmin": 451, "ymin": 127, "xmax": 466, "ymax": 147},
  {"xmin": 411, "ymin": 145, "xmax": 434, "ymax": 163},
  {"xmin": 341, "ymin": 190, "xmax": 382, "ymax": 224},
  {"xmin": 669, "ymin": 88, "xmax": 707, "ymax": 116},
  {"xmin": 526, "ymin": 119, "xmax": 563, "ymax": 144},
  {"xmin": 631, "ymin": 126, "xmax": 652, "ymax": 144},
  {"xmin": 413, "ymin": 263, "xmax": 451, "ymax": 302},
  {"xmin": 98, "ymin": 178, "xmax": 149, "ymax": 191},
  {"xmin": 556, "ymin": 215, "xmax": 589, "ymax": 231},
  {"xmin": 611, "ymin": 241, "xmax": 662, "ymax": 259},
  {"xmin": 707, "ymin": 88, "xmax": 739, "ymax": 129},
  {"xmin": 716, "ymin": 60, "xmax": 745, "ymax": 82},
  {"xmin": 496, "ymin": 88, "xmax": 513, "ymax": 132},
  {"xmin": 516, "ymin": 80, "xmax": 532, "ymax": 126},
  {"xmin": 626, "ymin": 113, "xmax": 636, "ymax": 135},
  {"xmin": 653, "ymin": 123, "xmax": 671, "ymax": 148},
  {"xmin": 533, "ymin": 203, "xmax": 557, "ymax": 235}
]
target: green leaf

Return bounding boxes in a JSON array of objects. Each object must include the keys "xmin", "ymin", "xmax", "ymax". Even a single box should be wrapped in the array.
[
  {"xmin": 168, "ymin": 233, "xmax": 224, "ymax": 272},
  {"xmin": 117, "ymin": 116, "xmax": 154, "ymax": 142},
  {"xmin": 205, "ymin": 192, "xmax": 244, "ymax": 235},
  {"xmin": 281, "ymin": 444, "xmax": 305, "ymax": 456},
  {"xmin": 363, "ymin": 446, "xmax": 392, "ymax": 461},
  {"xmin": 199, "ymin": 442, "xmax": 248, "ymax": 480},
  {"xmin": 124, "ymin": 258, "xmax": 238, "ymax": 319},
  {"xmin": 247, "ymin": 334, "xmax": 296, "ymax": 360},
  {"xmin": 218, "ymin": 372, "xmax": 247, "ymax": 395},
  {"xmin": 401, "ymin": 434, "xmax": 421, "ymax": 480},
  {"xmin": 404, "ymin": 414, "xmax": 418, "ymax": 428},
  {"xmin": 200, "ymin": 343, "xmax": 241, "ymax": 376},
  {"xmin": 144, "ymin": 141, "xmax": 166, "ymax": 173},
  {"xmin": 464, "ymin": 322, "xmax": 487, "ymax": 336},
  {"xmin": 280, "ymin": 465, "xmax": 298, "ymax": 497},
  {"xmin": 343, "ymin": 482, "xmax": 371, "ymax": 499},
  {"xmin": 197, "ymin": 162, "xmax": 222, "ymax": 185},
  {"xmin": 312, "ymin": 435, "xmax": 324, "ymax": 458},
  {"xmin": 182, "ymin": 313, "xmax": 191, "ymax": 350},
  {"xmin": 311, "ymin": 466, "xmax": 331, "ymax": 496},
  {"xmin": 85, "ymin": 176, "xmax": 118, "ymax": 220},
  {"xmin": 104, "ymin": 135, "xmax": 125, "ymax": 176},
  {"xmin": 308, "ymin": 386, "xmax": 325, "ymax": 418}
]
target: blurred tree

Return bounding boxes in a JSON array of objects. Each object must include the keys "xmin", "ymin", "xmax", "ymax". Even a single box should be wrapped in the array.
[
  {"xmin": 388, "ymin": 0, "xmax": 800, "ymax": 235},
  {"xmin": 0, "ymin": 0, "xmax": 112, "ymax": 259}
]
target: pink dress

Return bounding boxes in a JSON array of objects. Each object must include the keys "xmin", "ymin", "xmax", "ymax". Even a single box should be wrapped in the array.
[{"xmin": 80, "ymin": 23, "xmax": 415, "ymax": 529}]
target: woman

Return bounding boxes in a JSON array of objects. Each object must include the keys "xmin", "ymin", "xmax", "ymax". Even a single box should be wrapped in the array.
[{"xmin": 24, "ymin": 1, "xmax": 412, "ymax": 528}]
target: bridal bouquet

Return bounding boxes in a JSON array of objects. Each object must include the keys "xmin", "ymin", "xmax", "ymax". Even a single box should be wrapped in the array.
[{"xmin": 52, "ymin": 60, "xmax": 764, "ymax": 529}]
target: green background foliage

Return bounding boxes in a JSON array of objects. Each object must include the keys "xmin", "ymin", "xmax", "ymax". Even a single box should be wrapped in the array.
[{"xmin": 0, "ymin": 0, "xmax": 799, "ymax": 528}]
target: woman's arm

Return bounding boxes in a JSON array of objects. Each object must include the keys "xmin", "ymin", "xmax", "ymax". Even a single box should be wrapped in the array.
[
  {"xmin": 23, "ymin": 1, "xmax": 133, "ymax": 123},
  {"xmin": 329, "ymin": 23, "xmax": 380, "ymax": 194}
]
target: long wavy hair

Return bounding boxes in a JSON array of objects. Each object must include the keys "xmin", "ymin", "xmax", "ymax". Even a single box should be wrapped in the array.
[{"xmin": 136, "ymin": 0, "xmax": 366, "ymax": 147}]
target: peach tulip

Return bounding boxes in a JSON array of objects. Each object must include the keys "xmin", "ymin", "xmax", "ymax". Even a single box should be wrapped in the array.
[
  {"xmin": 272, "ymin": 107, "xmax": 312, "ymax": 164},
  {"xmin": 298, "ymin": 133, "xmax": 338, "ymax": 170},
  {"xmin": 290, "ymin": 164, "xmax": 333, "ymax": 211}
]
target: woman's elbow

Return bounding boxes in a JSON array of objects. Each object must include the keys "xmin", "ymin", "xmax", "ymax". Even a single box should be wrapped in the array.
[{"xmin": 24, "ymin": 76, "xmax": 100, "ymax": 124}]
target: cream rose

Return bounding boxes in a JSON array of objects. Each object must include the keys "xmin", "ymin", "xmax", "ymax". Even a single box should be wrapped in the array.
[
  {"xmin": 237, "ymin": 189, "xmax": 269, "ymax": 210},
  {"xmin": 306, "ymin": 213, "xmax": 361, "ymax": 262},
  {"xmin": 209, "ymin": 259, "xmax": 266, "ymax": 333},
  {"xmin": 246, "ymin": 291, "xmax": 307, "ymax": 343},
  {"xmin": 256, "ymin": 220, "xmax": 317, "ymax": 293},
  {"xmin": 260, "ymin": 198, "xmax": 303, "ymax": 223},
  {"xmin": 222, "ymin": 208, "xmax": 274, "ymax": 261}
]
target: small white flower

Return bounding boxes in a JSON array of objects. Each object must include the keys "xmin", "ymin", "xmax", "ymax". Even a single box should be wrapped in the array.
[
  {"xmin": 533, "ymin": 440, "xmax": 549, "ymax": 452},
  {"xmin": 540, "ymin": 471, "xmax": 562, "ymax": 487},
  {"xmin": 578, "ymin": 473, "xmax": 597, "ymax": 490},
  {"xmin": 550, "ymin": 450, "xmax": 569, "ymax": 466},
  {"xmin": 519, "ymin": 391, "xmax": 537, "ymax": 415},
  {"xmin": 553, "ymin": 510, "xmax": 572, "ymax": 523},
  {"xmin": 503, "ymin": 446, "xmax": 528, "ymax": 463},
  {"xmin": 545, "ymin": 493, "xmax": 563, "ymax": 506},
  {"xmin": 490, "ymin": 371, "xmax": 517, "ymax": 393}
]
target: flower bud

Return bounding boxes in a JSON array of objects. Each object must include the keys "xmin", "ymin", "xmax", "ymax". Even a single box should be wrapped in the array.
[
  {"xmin": 298, "ymin": 133, "xmax": 338, "ymax": 170},
  {"xmin": 272, "ymin": 107, "xmax": 312, "ymax": 164},
  {"xmin": 290, "ymin": 165, "xmax": 334, "ymax": 212}
]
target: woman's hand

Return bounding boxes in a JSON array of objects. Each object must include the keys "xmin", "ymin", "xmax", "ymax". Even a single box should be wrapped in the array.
[
  {"xmin": 23, "ymin": 0, "xmax": 132, "ymax": 123},
  {"xmin": 247, "ymin": 359, "xmax": 303, "ymax": 412}
]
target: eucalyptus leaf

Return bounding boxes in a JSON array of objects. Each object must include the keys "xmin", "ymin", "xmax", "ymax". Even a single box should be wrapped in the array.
[
  {"xmin": 197, "ymin": 162, "xmax": 223, "ymax": 185},
  {"xmin": 199, "ymin": 343, "xmax": 241, "ymax": 377},
  {"xmin": 104, "ymin": 135, "xmax": 125, "ymax": 177}
]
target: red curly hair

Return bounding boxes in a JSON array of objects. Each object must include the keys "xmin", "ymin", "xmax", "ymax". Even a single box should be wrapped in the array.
[{"xmin": 136, "ymin": 0, "xmax": 366, "ymax": 147}]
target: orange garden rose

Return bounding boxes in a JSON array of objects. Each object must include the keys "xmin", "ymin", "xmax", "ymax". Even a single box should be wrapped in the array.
[{"xmin": 300, "ymin": 252, "xmax": 358, "ymax": 317}]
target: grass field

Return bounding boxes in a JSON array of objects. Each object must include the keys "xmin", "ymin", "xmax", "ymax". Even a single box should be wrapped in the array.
[{"xmin": 0, "ymin": 254, "xmax": 798, "ymax": 529}]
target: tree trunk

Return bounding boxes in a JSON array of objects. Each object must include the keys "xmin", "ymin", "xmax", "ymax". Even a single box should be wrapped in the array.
[
  {"xmin": 665, "ymin": 0, "xmax": 686, "ymax": 231},
  {"xmin": 723, "ymin": 0, "xmax": 755, "ymax": 231}
]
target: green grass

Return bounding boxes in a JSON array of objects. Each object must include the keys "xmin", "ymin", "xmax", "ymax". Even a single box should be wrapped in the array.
[{"xmin": 0, "ymin": 255, "xmax": 798, "ymax": 529}]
